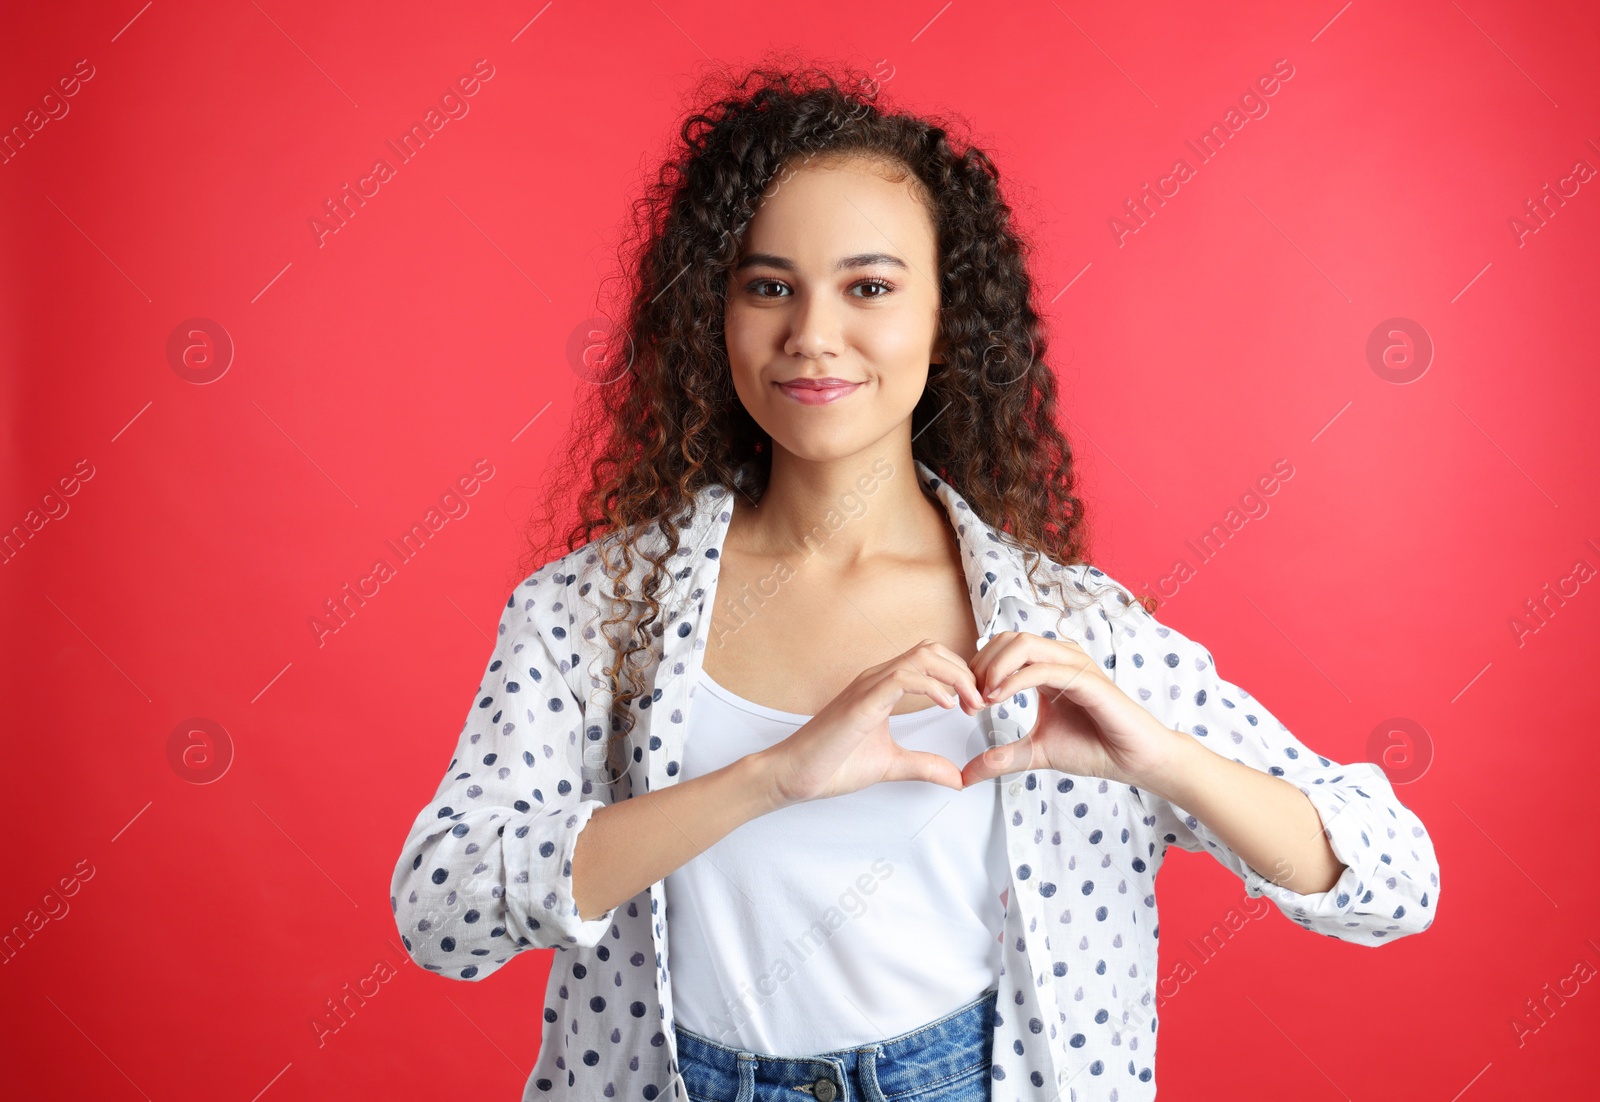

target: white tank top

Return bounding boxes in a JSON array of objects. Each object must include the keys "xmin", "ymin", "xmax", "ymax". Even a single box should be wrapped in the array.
[{"xmin": 664, "ymin": 668, "xmax": 1007, "ymax": 1056}]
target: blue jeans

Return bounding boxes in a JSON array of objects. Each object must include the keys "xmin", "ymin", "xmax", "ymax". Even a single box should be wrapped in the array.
[{"xmin": 673, "ymin": 986, "xmax": 997, "ymax": 1102}]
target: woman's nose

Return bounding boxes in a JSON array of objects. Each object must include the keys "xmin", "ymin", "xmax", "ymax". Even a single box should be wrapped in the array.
[{"xmin": 782, "ymin": 294, "xmax": 845, "ymax": 360}]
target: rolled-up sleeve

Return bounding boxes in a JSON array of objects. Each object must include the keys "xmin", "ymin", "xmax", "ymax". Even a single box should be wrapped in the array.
[
  {"xmin": 1089, "ymin": 572, "xmax": 1440, "ymax": 945},
  {"xmin": 390, "ymin": 564, "xmax": 618, "ymax": 981}
]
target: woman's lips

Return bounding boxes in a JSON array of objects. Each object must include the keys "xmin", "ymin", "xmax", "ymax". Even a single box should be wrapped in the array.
[{"xmin": 776, "ymin": 379, "xmax": 864, "ymax": 405}]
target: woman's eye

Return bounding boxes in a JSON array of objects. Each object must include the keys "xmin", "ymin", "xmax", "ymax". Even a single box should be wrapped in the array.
[{"xmin": 743, "ymin": 277, "xmax": 895, "ymax": 298}]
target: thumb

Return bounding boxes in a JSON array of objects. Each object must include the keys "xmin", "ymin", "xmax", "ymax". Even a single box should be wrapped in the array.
[
  {"xmin": 960, "ymin": 738, "xmax": 1039, "ymax": 787},
  {"xmin": 884, "ymin": 749, "xmax": 966, "ymax": 791}
]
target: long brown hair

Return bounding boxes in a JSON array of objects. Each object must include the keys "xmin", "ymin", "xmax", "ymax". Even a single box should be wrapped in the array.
[{"xmin": 517, "ymin": 58, "xmax": 1149, "ymax": 783}]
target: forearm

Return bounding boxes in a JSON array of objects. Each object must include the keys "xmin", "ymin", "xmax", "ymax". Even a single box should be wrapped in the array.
[
  {"xmin": 571, "ymin": 751, "xmax": 782, "ymax": 922},
  {"xmin": 1141, "ymin": 730, "xmax": 1345, "ymax": 896}
]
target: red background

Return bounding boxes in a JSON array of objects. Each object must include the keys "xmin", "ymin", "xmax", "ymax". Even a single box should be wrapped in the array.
[{"xmin": 3, "ymin": 1, "xmax": 1596, "ymax": 1098}]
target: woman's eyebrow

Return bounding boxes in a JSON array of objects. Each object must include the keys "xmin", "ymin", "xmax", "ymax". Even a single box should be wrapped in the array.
[{"xmin": 733, "ymin": 251, "xmax": 909, "ymax": 273}]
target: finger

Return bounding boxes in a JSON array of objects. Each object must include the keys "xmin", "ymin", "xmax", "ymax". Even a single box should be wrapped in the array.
[
  {"xmin": 980, "ymin": 637, "xmax": 1094, "ymax": 702},
  {"xmin": 984, "ymin": 658, "xmax": 1096, "ymax": 709},
  {"xmin": 913, "ymin": 672, "xmax": 959, "ymax": 709},
  {"xmin": 958, "ymin": 736, "xmax": 1043, "ymax": 786},
  {"xmin": 884, "ymin": 748, "xmax": 966, "ymax": 791},
  {"xmin": 969, "ymin": 631, "xmax": 1038, "ymax": 700},
  {"xmin": 868, "ymin": 668, "xmax": 956, "ymax": 712},
  {"xmin": 915, "ymin": 645, "xmax": 986, "ymax": 710}
]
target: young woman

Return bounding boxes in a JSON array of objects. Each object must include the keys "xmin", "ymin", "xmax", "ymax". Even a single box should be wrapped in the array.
[{"xmin": 391, "ymin": 64, "xmax": 1440, "ymax": 1102}]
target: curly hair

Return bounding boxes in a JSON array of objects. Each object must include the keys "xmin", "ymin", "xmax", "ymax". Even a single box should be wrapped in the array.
[{"xmin": 516, "ymin": 57, "xmax": 1153, "ymax": 788}]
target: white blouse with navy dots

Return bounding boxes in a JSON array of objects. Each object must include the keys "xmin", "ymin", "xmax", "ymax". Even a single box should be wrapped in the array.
[{"xmin": 390, "ymin": 458, "xmax": 1440, "ymax": 1101}]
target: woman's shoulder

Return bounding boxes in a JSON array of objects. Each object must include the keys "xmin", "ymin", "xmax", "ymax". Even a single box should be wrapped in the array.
[
  {"xmin": 516, "ymin": 532, "xmax": 638, "ymax": 601},
  {"xmin": 1008, "ymin": 549, "xmax": 1146, "ymax": 623},
  {"xmin": 515, "ymin": 510, "xmax": 706, "ymax": 614}
]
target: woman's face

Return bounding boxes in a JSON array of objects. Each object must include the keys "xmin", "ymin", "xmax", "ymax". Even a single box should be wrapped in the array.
[{"xmin": 723, "ymin": 153, "xmax": 945, "ymax": 464}]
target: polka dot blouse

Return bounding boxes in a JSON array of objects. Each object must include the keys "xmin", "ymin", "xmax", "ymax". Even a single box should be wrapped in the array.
[{"xmin": 391, "ymin": 458, "xmax": 1440, "ymax": 1101}]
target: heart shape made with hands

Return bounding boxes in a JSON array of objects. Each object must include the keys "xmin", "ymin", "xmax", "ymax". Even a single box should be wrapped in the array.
[{"xmin": 953, "ymin": 631, "xmax": 1183, "ymax": 792}]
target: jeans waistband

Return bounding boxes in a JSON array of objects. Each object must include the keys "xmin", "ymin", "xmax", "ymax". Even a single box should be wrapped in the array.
[{"xmin": 673, "ymin": 985, "xmax": 997, "ymax": 1099}]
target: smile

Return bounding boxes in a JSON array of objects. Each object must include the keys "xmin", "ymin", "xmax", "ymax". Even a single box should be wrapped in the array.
[{"xmin": 776, "ymin": 380, "xmax": 864, "ymax": 405}]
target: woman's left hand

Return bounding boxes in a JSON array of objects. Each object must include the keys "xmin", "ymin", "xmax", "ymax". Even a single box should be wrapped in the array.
[{"xmin": 956, "ymin": 631, "xmax": 1187, "ymax": 791}]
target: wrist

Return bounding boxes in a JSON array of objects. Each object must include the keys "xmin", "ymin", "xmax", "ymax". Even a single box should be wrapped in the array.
[
  {"xmin": 742, "ymin": 750, "xmax": 794, "ymax": 815},
  {"xmin": 1130, "ymin": 725, "xmax": 1207, "ymax": 804}
]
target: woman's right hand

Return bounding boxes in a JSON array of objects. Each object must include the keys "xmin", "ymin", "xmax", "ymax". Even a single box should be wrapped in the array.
[{"xmin": 754, "ymin": 640, "xmax": 990, "ymax": 808}]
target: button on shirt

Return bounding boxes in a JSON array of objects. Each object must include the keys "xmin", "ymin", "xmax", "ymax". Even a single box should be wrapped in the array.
[{"xmin": 390, "ymin": 459, "xmax": 1442, "ymax": 1101}]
